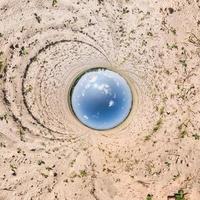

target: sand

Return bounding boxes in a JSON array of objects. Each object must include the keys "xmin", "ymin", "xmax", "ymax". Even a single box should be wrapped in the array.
[{"xmin": 0, "ymin": 0, "xmax": 200, "ymax": 199}]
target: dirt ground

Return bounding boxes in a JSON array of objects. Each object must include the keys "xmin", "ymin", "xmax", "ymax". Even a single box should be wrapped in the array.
[{"xmin": 0, "ymin": 0, "xmax": 200, "ymax": 199}]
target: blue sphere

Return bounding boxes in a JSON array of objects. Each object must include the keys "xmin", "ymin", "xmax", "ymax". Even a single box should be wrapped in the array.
[{"xmin": 70, "ymin": 68, "xmax": 133, "ymax": 130}]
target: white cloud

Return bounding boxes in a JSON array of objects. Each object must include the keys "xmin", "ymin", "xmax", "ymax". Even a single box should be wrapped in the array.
[
  {"xmin": 89, "ymin": 75, "xmax": 97, "ymax": 83},
  {"xmin": 108, "ymin": 100, "xmax": 114, "ymax": 107},
  {"xmin": 83, "ymin": 115, "xmax": 88, "ymax": 120},
  {"xmin": 94, "ymin": 83, "xmax": 111, "ymax": 94}
]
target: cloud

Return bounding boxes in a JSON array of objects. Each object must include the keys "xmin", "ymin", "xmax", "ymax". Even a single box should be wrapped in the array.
[
  {"xmin": 108, "ymin": 100, "xmax": 114, "ymax": 107},
  {"xmin": 94, "ymin": 83, "xmax": 111, "ymax": 94},
  {"xmin": 83, "ymin": 115, "xmax": 88, "ymax": 120},
  {"xmin": 89, "ymin": 75, "xmax": 97, "ymax": 83}
]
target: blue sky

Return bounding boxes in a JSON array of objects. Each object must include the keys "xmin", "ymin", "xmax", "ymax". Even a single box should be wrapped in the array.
[{"xmin": 71, "ymin": 69, "xmax": 133, "ymax": 130}]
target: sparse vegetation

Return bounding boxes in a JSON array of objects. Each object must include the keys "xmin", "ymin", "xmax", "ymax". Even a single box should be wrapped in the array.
[
  {"xmin": 52, "ymin": 0, "xmax": 58, "ymax": 6},
  {"xmin": 19, "ymin": 46, "xmax": 28, "ymax": 56},
  {"xmin": 0, "ymin": 142, "xmax": 6, "ymax": 148},
  {"xmin": 153, "ymin": 118, "xmax": 162, "ymax": 132},
  {"xmin": 0, "ymin": 51, "xmax": 5, "ymax": 73},
  {"xmin": 24, "ymin": 85, "xmax": 33, "ymax": 95},
  {"xmin": 164, "ymin": 161, "xmax": 171, "ymax": 167},
  {"xmin": 147, "ymin": 32, "xmax": 153, "ymax": 37},
  {"xmin": 17, "ymin": 148, "xmax": 21, "ymax": 153},
  {"xmin": 170, "ymin": 27, "xmax": 177, "ymax": 35},
  {"xmin": 0, "ymin": 113, "xmax": 7, "ymax": 121},
  {"xmin": 144, "ymin": 134, "xmax": 151, "ymax": 141},
  {"xmin": 146, "ymin": 194, "xmax": 153, "ymax": 200},
  {"xmin": 168, "ymin": 189, "xmax": 186, "ymax": 200},
  {"xmin": 178, "ymin": 121, "xmax": 189, "ymax": 138},
  {"xmin": 70, "ymin": 159, "xmax": 76, "ymax": 167},
  {"xmin": 19, "ymin": 129, "xmax": 25, "ymax": 142},
  {"xmin": 10, "ymin": 164, "xmax": 17, "ymax": 176},
  {"xmin": 79, "ymin": 170, "xmax": 87, "ymax": 177},
  {"xmin": 159, "ymin": 106, "xmax": 165, "ymax": 115},
  {"xmin": 180, "ymin": 130, "xmax": 188, "ymax": 138},
  {"xmin": 34, "ymin": 13, "xmax": 41, "ymax": 23},
  {"xmin": 192, "ymin": 133, "xmax": 200, "ymax": 140},
  {"xmin": 0, "ymin": 59, "xmax": 3, "ymax": 71},
  {"xmin": 167, "ymin": 43, "xmax": 178, "ymax": 50},
  {"xmin": 38, "ymin": 160, "xmax": 45, "ymax": 165},
  {"xmin": 144, "ymin": 116, "xmax": 163, "ymax": 141},
  {"xmin": 179, "ymin": 60, "xmax": 187, "ymax": 68},
  {"xmin": 174, "ymin": 190, "xmax": 185, "ymax": 200}
]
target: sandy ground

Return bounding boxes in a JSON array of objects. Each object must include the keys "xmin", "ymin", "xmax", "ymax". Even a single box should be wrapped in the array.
[{"xmin": 0, "ymin": 0, "xmax": 200, "ymax": 199}]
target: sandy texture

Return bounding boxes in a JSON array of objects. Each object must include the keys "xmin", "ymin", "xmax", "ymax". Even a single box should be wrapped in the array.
[{"xmin": 0, "ymin": 0, "xmax": 200, "ymax": 199}]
